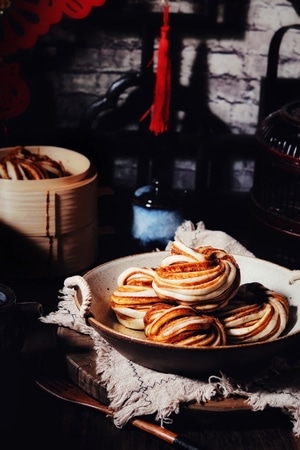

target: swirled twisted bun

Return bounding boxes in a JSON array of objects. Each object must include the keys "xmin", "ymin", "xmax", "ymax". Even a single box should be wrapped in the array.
[
  {"xmin": 144, "ymin": 303, "xmax": 226, "ymax": 346},
  {"xmin": 216, "ymin": 282, "xmax": 289, "ymax": 344},
  {"xmin": 0, "ymin": 146, "xmax": 68, "ymax": 180},
  {"xmin": 152, "ymin": 241, "xmax": 241, "ymax": 312},
  {"xmin": 111, "ymin": 267, "xmax": 168, "ymax": 330}
]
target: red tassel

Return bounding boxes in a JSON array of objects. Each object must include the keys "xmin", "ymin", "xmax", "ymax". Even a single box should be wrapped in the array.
[{"xmin": 149, "ymin": 4, "xmax": 171, "ymax": 135}]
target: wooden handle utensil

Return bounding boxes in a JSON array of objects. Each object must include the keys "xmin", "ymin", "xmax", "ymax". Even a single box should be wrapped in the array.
[{"xmin": 35, "ymin": 376, "xmax": 205, "ymax": 450}]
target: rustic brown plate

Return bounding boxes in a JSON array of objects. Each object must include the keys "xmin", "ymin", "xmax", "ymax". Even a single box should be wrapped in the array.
[{"xmin": 76, "ymin": 252, "xmax": 300, "ymax": 377}]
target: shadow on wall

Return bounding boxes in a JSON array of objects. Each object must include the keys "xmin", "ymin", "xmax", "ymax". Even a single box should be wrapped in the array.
[
  {"xmin": 79, "ymin": 39, "xmax": 231, "ymax": 136},
  {"xmin": 177, "ymin": 41, "xmax": 231, "ymax": 135},
  {"xmin": 0, "ymin": 0, "xmax": 252, "ymax": 146},
  {"xmin": 74, "ymin": 0, "xmax": 251, "ymax": 137}
]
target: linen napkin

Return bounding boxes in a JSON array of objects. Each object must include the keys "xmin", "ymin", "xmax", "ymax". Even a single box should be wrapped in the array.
[{"xmin": 40, "ymin": 220, "xmax": 300, "ymax": 436}]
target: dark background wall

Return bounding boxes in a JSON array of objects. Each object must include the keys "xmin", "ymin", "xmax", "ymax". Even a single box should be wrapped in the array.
[
  {"xmin": 1, "ymin": 0, "xmax": 300, "ymax": 268},
  {"xmin": 3, "ymin": 0, "xmax": 300, "ymax": 143}
]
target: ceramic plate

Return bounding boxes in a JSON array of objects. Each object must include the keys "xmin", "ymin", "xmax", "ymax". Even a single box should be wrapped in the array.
[{"xmin": 75, "ymin": 252, "xmax": 300, "ymax": 377}]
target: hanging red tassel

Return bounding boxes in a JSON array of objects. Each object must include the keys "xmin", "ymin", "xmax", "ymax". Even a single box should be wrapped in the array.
[{"xmin": 149, "ymin": 3, "xmax": 171, "ymax": 135}]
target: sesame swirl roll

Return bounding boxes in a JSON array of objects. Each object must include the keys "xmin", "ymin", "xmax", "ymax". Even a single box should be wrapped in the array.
[
  {"xmin": 152, "ymin": 241, "xmax": 241, "ymax": 312},
  {"xmin": 144, "ymin": 303, "xmax": 226, "ymax": 347}
]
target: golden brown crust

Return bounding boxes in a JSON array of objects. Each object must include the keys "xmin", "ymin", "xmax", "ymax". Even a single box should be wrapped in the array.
[
  {"xmin": 144, "ymin": 303, "xmax": 226, "ymax": 347},
  {"xmin": 215, "ymin": 282, "xmax": 289, "ymax": 344},
  {"xmin": 110, "ymin": 267, "xmax": 168, "ymax": 330},
  {"xmin": 152, "ymin": 242, "xmax": 241, "ymax": 312},
  {"xmin": 0, "ymin": 146, "xmax": 68, "ymax": 180},
  {"xmin": 109, "ymin": 244, "xmax": 289, "ymax": 345}
]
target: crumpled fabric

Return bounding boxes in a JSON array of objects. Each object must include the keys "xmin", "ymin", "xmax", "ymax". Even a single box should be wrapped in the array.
[{"xmin": 170, "ymin": 220, "xmax": 255, "ymax": 257}]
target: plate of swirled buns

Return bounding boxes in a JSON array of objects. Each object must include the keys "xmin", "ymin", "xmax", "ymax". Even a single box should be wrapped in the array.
[{"xmin": 74, "ymin": 241, "xmax": 300, "ymax": 376}]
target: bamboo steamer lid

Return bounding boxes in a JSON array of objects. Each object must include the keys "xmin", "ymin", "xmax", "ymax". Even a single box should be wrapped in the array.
[{"xmin": 0, "ymin": 146, "xmax": 98, "ymax": 278}]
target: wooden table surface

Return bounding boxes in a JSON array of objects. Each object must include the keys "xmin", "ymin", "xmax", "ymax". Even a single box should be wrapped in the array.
[{"xmin": 2, "ymin": 233, "xmax": 300, "ymax": 450}]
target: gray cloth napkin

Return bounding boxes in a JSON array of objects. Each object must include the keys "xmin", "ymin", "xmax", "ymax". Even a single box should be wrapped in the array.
[{"xmin": 169, "ymin": 220, "xmax": 255, "ymax": 257}]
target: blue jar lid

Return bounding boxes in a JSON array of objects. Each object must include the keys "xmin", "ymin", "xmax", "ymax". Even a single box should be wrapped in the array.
[{"xmin": 133, "ymin": 179, "xmax": 177, "ymax": 210}]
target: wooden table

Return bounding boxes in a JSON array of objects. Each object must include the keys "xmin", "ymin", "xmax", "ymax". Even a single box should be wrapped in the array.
[{"xmin": 12, "ymin": 322, "xmax": 300, "ymax": 450}]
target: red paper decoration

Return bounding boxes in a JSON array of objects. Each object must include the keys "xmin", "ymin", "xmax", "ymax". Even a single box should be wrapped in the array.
[
  {"xmin": 0, "ymin": 61, "xmax": 30, "ymax": 121},
  {"xmin": 0, "ymin": 0, "xmax": 106, "ymax": 124},
  {"xmin": 0, "ymin": 0, "xmax": 107, "ymax": 57}
]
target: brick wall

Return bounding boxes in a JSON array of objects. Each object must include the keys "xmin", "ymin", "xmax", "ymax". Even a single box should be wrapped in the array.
[{"xmin": 33, "ymin": 0, "xmax": 300, "ymax": 135}]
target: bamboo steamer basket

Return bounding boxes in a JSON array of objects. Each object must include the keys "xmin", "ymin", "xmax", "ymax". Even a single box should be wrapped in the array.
[{"xmin": 0, "ymin": 146, "xmax": 98, "ymax": 278}]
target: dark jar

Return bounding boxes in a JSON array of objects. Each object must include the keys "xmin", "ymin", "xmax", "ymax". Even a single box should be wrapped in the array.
[
  {"xmin": 250, "ymin": 100, "xmax": 300, "ymax": 268},
  {"xmin": 132, "ymin": 180, "xmax": 184, "ymax": 249}
]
